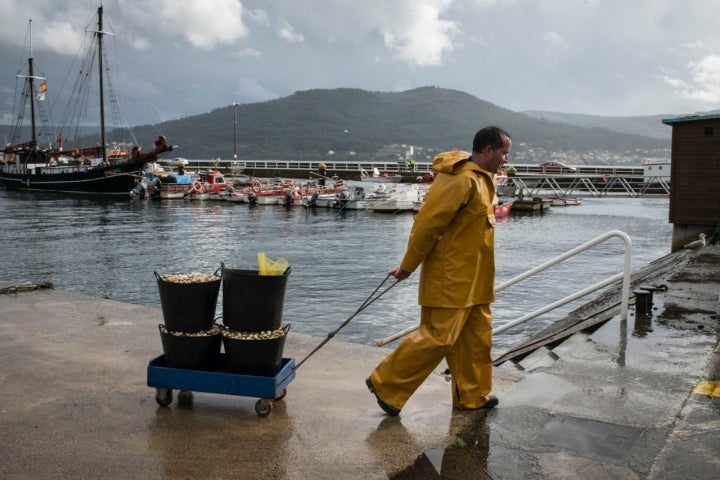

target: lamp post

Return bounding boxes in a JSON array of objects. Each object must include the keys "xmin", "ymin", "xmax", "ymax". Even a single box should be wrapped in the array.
[{"xmin": 232, "ymin": 103, "xmax": 238, "ymax": 160}]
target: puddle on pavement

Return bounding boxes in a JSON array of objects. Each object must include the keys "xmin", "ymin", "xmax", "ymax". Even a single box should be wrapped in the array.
[
  {"xmin": 388, "ymin": 412, "xmax": 493, "ymax": 480},
  {"xmin": 388, "ymin": 446, "xmax": 493, "ymax": 480},
  {"xmin": 586, "ymin": 289, "xmax": 717, "ymax": 367}
]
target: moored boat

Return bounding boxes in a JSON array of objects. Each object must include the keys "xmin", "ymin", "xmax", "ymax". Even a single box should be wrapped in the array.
[
  {"xmin": 360, "ymin": 167, "xmax": 402, "ymax": 183},
  {"xmin": 415, "ymin": 172, "xmax": 435, "ymax": 184},
  {"xmin": 495, "ymin": 198, "xmax": 515, "ymax": 217},
  {"xmin": 160, "ymin": 181, "xmax": 194, "ymax": 200},
  {"xmin": 302, "ymin": 185, "xmax": 366, "ymax": 210},
  {"xmin": 368, "ymin": 197, "xmax": 415, "ymax": 213},
  {"xmin": 187, "ymin": 171, "xmax": 230, "ymax": 200},
  {"xmin": 367, "ymin": 184, "xmax": 424, "ymax": 213},
  {"xmin": 214, "ymin": 178, "xmax": 286, "ymax": 205},
  {"xmin": 0, "ymin": 6, "xmax": 173, "ymax": 196},
  {"xmin": 132, "ymin": 160, "xmax": 196, "ymax": 200}
]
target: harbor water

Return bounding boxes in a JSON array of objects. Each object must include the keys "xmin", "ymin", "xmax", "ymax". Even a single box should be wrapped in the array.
[{"xmin": 0, "ymin": 188, "xmax": 672, "ymax": 351}]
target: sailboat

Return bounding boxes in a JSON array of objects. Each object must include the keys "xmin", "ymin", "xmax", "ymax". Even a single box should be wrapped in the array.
[{"xmin": 0, "ymin": 5, "xmax": 173, "ymax": 195}]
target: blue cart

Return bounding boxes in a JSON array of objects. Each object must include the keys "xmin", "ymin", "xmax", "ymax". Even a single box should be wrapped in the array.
[{"xmin": 146, "ymin": 354, "xmax": 296, "ymax": 416}]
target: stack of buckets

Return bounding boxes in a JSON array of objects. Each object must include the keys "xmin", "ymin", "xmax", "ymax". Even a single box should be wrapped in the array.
[
  {"xmin": 155, "ymin": 270, "xmax": 222, "ymax": 371},
  {"xmin": 220, "ymin": 263, "xmax": 291, "ymax": 376},
  {"xmin": 155, "ymin": 262, "xmax": 291, "ymax": 377}
]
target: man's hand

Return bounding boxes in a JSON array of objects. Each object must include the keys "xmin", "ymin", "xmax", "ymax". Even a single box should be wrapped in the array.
[{"xmin": 389, "ymin": 267, "xmax": 411, "ymax": 281}]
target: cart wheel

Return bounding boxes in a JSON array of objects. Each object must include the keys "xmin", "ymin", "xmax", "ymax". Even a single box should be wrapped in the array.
[
  {"xmin": 155, "ymin": 388, "xmax": 173, "ymax": 407},
  {"xmin": 274, "ymin": 388, "xmax": 287, "ymax": 401},
  {"xmin": 255, "ymin": 399, "xmax": 273, "ymax": 417}
]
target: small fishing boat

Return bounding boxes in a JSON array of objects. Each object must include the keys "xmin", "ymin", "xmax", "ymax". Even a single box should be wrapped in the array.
[
  {"xmin": 231, "ymin": 178, "xmax": 308, "ymax": 206},
  {"xmin": 303, "ymin": 186, "xmax": 367, "ymax": 210},
  {"xmin": 131, "ymin": 160, "xmax": 196, "ymax": 200},
  {"xmin": 415, "ymin": 172, "xmax": 435, "ymax": 184},
  {"xmin": 215, "ymin": 190, "xmax": 247, "ymax": 203},
  {"xmin": 159, "ymin": 182, "xmax": 193, "ymax": 199},
  {"xmin": 360, "ymin": 167, "xmax": 402, "ymax": 183},
  {"xmin": 368, "ymin": 198, "xmax": 415, "ymax": 213},
  {"xmin": 186, "ymin": 171, "xmax": 230, "ymax": 200},
  {"xmin": 368, "ymin": 184, "xmax": 423, "ymax": 213},
  {"xmin": 494, "ymin": 198, "xmax": 515, "ymax": 217}
]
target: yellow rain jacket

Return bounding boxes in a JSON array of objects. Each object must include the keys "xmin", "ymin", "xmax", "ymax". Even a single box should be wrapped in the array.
[{"xmin": 399, "ymin": 150, "xmax": 498, "ymax": 308}]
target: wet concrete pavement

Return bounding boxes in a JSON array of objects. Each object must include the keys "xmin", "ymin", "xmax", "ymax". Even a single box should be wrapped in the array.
[{"xmin": 1, "ymin": 245, "xmax": 718, "ymax": 479}]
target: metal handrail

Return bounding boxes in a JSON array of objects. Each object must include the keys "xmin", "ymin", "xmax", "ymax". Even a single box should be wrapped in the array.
[
  {"xmin": 372, "ymin": 230, "xmax": 632, "ymax": 347},
  {"xmin": 510, "ymin": 175, "xmax": 669, "ymax": 198}
]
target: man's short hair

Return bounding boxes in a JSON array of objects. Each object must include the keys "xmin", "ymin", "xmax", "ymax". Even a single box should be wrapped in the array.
[{"xmin": 473, "ymin": 126, "xmax": 511, "ymax": 153}]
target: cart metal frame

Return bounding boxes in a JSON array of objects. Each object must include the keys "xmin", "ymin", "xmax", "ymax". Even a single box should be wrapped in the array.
[{"xmin": 146, "ymin": 354, "xmax": 296, "ymax": 416}]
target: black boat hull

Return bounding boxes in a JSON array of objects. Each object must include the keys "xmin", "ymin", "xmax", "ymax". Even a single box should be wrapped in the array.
[{"xmin": 0, "ymin": 161, "xmax": 145, "ymax": 196}]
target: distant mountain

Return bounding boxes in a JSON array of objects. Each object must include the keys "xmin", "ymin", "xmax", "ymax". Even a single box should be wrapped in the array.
[
  {"xmin": 522, "ymin": 109, "xmax": 720, "ymax": 140},
  {"xmin": 522, "ymin": 111, "xmax": 672, "ymax": 139},
  {"xmin": 4, "ymin": 86, "xmax": 675, "ymax": 163},
  {"xmin": 145, "ymin": 87, "xmax": 670, "ymax": 163}
]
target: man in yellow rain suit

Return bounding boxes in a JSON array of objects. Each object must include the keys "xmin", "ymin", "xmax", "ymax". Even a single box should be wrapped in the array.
[{"xmin": 366, "ymin": 126, "xmax": 511, "ymax": 416}]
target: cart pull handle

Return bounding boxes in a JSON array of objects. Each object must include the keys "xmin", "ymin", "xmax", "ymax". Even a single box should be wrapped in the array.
[{"xmin": 293, "ymin": 274, "xmax": 398, "ymax": 371}]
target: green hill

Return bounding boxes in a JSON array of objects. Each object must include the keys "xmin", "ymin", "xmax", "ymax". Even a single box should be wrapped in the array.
[{"xmin": 142, "ymin": 86, "xmax": 669, "ymax": 162}]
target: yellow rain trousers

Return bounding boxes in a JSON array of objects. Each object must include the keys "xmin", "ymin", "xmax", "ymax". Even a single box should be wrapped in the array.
[
  {"xmin": 370, "ymin": 304, "xmax": 493, "ymax": 410},
  {"xmin": 369, "ymin": 150, "xmax": 498, "ymax": 411}
]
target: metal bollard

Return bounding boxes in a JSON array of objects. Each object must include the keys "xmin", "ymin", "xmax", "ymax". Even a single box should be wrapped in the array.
[
  {"xmin": 639, "ymin": 285, "xmax": 657, "ymax": 306},
  {"xmin": 634, "ymin": 289, "xmax": 653, "ymax": 317}
]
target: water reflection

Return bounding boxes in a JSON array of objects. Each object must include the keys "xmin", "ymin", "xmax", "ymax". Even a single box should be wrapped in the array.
[
  {"xmin": 367, "ymin": 411, "xmax": 493, "ymax": 479},
  {"xmin": 147, "ymin": 395, "xmax": 295, "ymax": 479}
]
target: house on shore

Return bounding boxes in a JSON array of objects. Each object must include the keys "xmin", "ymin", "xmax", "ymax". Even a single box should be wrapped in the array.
[{"xmin": 662, "ymin": 113, "xmax": 720, "ymax": 251}]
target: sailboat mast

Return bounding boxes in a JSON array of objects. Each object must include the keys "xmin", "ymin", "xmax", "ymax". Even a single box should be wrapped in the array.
[
  {"xmin": 96, "ymin": 5, "xmax": 107, "ymax": 164},
  {"xmin": 28, "ymin": 19, "xmax": 37, "ymax": 150}
]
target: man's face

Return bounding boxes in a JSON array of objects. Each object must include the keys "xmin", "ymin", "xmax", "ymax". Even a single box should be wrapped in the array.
[{"xmin": 486, "ymin": 136, "xmax": 511, "ymax": 172}]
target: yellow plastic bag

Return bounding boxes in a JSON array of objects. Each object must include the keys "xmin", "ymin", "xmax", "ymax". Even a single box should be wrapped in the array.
[{"xmin": 258, "ymin": 252, "xmax": 289, "ymax": 276}]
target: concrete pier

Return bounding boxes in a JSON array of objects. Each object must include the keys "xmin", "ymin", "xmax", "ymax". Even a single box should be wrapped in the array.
[{"xmin": 1, "ymin": 245, "xmax": 718, "ymax": 479}]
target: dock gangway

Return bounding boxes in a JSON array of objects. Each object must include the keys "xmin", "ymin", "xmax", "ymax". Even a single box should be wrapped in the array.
[{"xmin": 509, "ymin": 174, "xmax": 669, "ymax": 198}]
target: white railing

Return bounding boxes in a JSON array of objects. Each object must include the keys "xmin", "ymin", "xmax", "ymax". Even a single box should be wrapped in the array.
[
  {"xmin": 372, "ymin": 230, "xmax": 632, "ymax": 347},
  {"xmin": 162, "ymin": 159, "xmax": 434, "ymax": 175}
]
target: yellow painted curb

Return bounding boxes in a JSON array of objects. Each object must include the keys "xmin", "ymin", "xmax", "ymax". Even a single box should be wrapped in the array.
[{"xmin": 692, "ymin": 381, "xmax": 720, "ymax": 397}]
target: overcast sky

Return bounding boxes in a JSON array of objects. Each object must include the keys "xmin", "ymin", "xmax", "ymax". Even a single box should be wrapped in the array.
[{"xmin": 2, "ymin": 0, "xmax": 719, "ymax": 126}]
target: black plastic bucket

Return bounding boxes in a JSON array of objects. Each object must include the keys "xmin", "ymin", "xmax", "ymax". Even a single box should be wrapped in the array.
[
  {"xmin": 155, "ymin": 271, "xmax": 221, "ymax": 333},
  {"xmin": 159, "ymin": 324, "xmax": 221, "ymax": 371},
  {"xmin": 221, "ymin": 264, "xmax": 290, "ymax": 332},
  {"xmin": 221, "ymin": 325, "xmax": 290, "ymax": 376}
]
